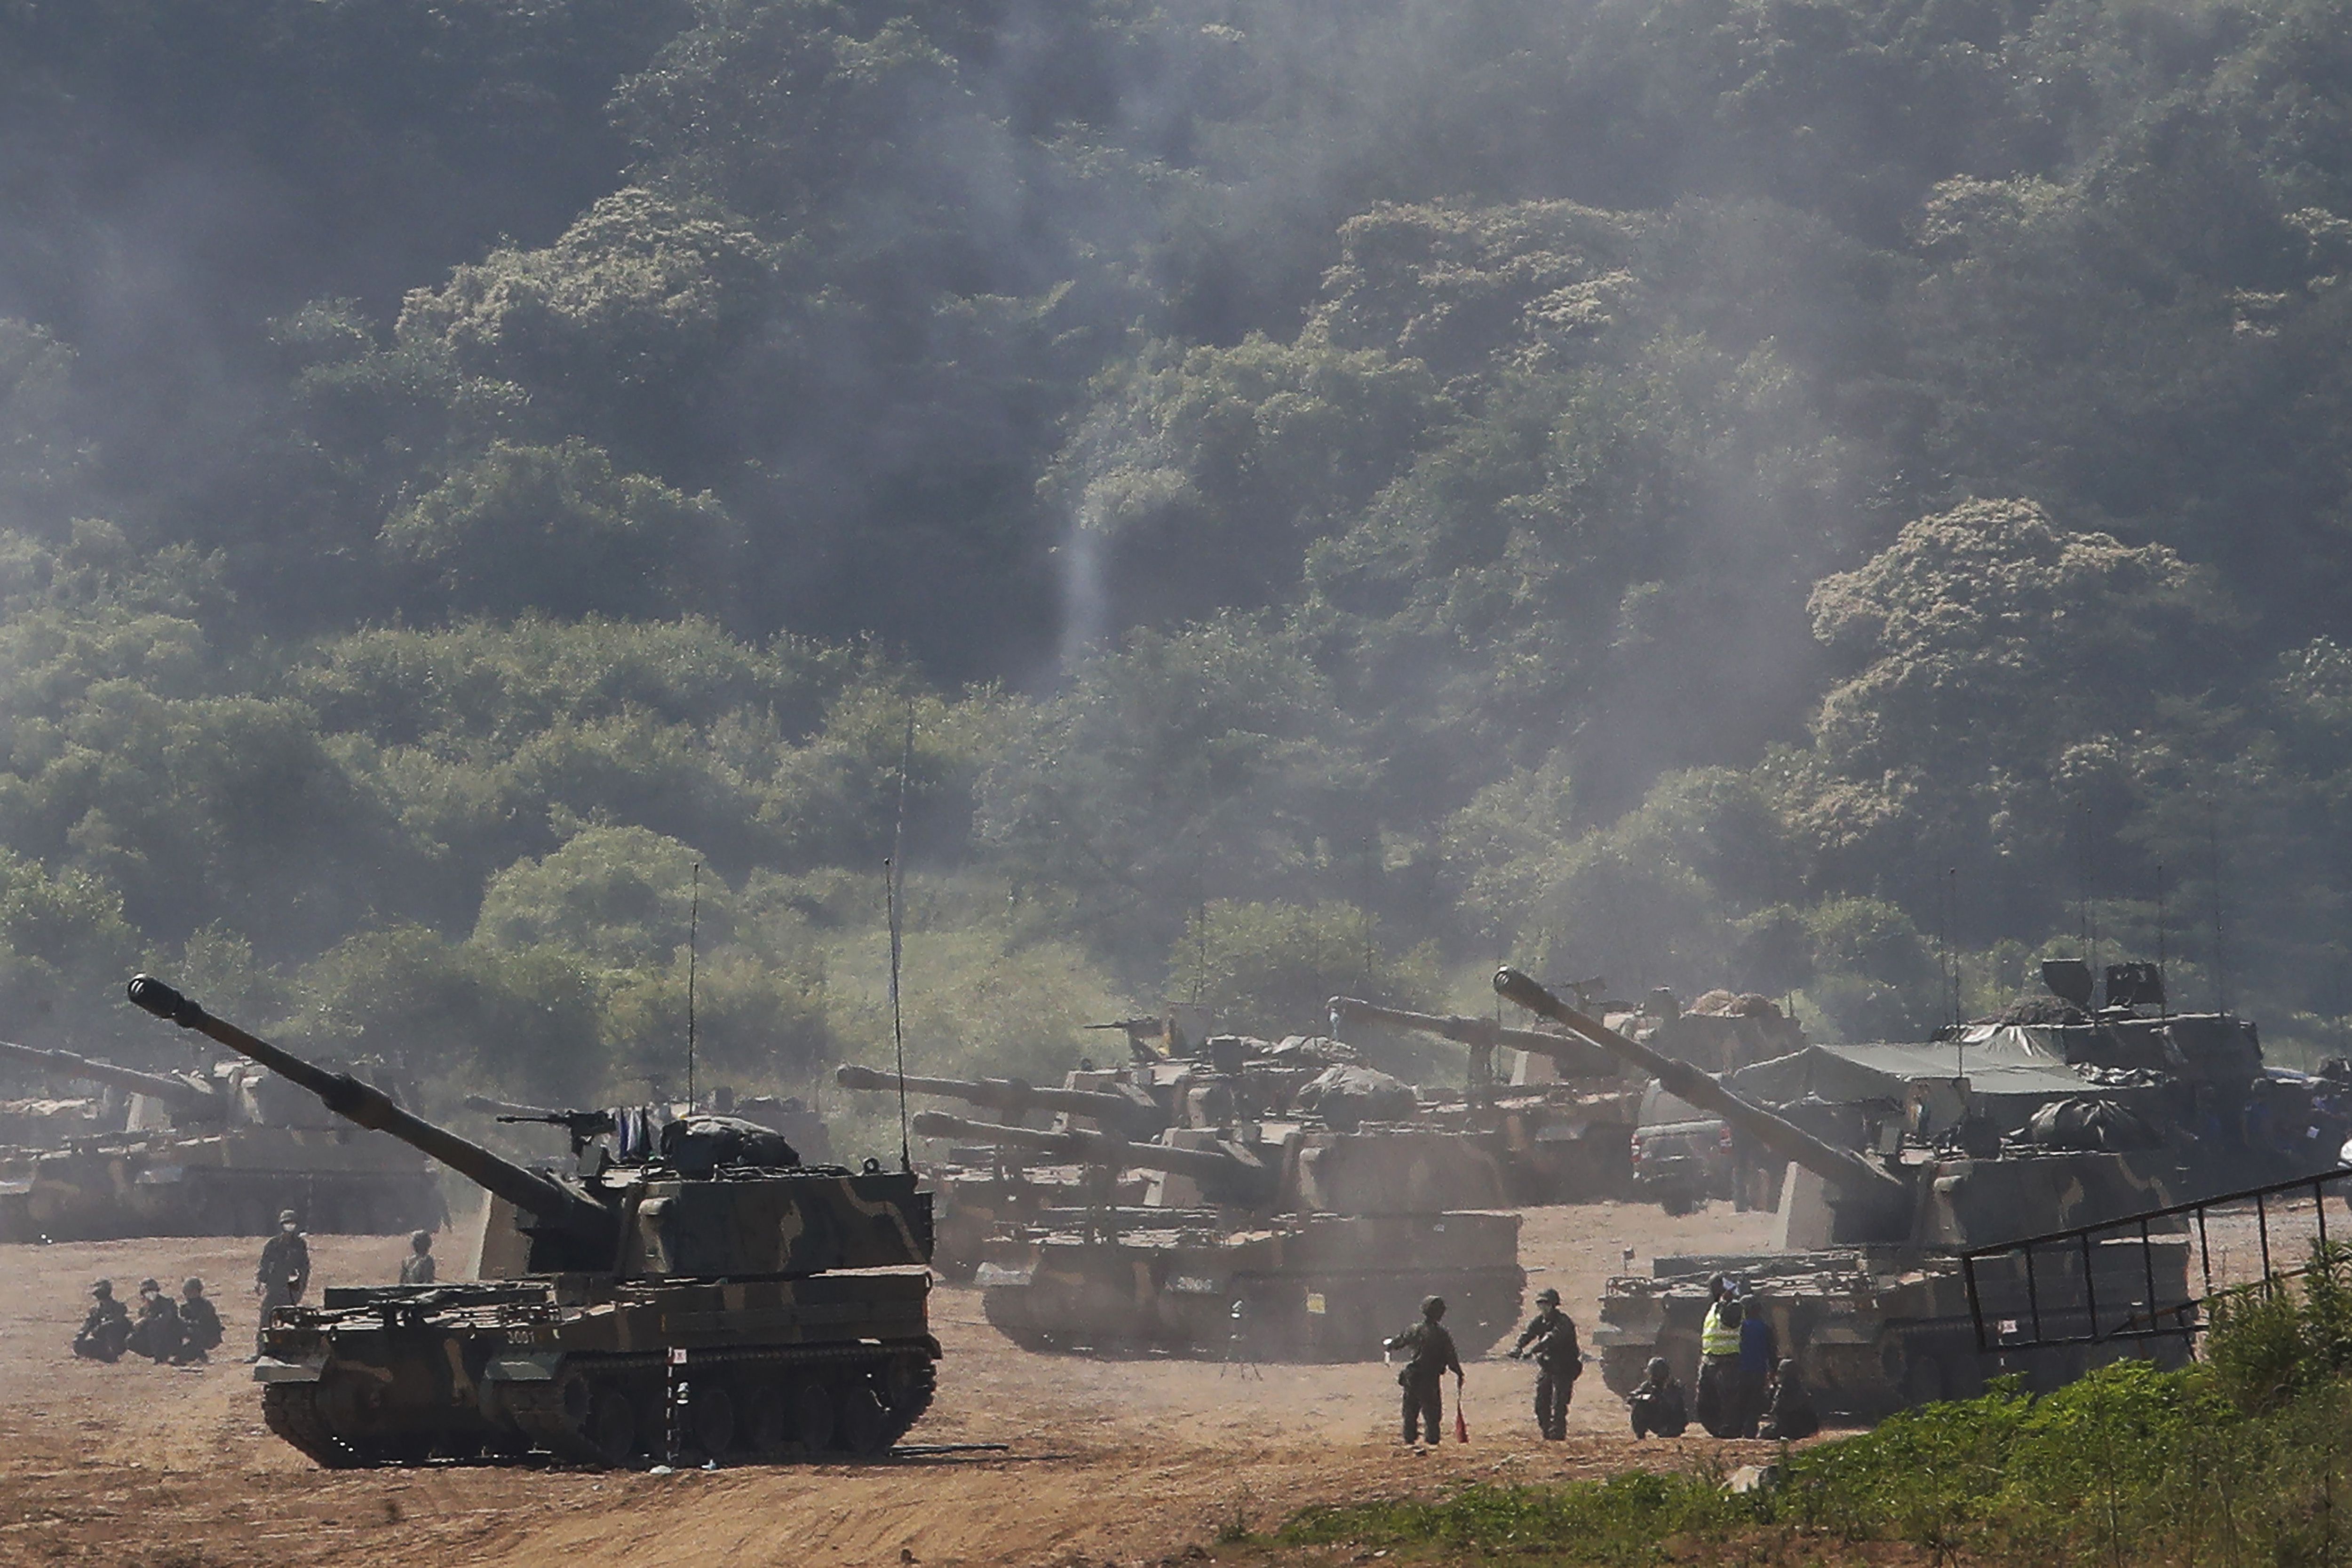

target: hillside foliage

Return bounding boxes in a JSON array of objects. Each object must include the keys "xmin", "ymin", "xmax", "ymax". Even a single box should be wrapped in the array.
[{"xmin": 5, "ymin": 0, "xmax": 2352, "ymax": 1119}]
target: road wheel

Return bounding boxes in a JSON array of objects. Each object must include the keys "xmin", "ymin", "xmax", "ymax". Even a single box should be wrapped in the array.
[
  {"xmin": 840, "ymin": 1379, "xmax": 889, "ymax": 1456},
  {"xmin": 691, "ymin": 1387, "xmax": 736, "ymax": 1457},
  {"xmin": 588, "ymin": 1387, "xmax": 637, "ymax": 1466},
  {"xmin": 793, "ymin": 1378, "xmax": 835, "ymax": 1452}
]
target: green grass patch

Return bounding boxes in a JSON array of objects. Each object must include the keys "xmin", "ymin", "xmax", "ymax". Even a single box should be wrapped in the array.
[{"xmin": 1268, "ymin": 1251, "xmax": 2352, "ymax": 1566}]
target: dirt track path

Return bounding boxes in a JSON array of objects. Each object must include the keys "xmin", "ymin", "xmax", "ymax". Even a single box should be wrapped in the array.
[{"xmin": 0, "ymin": 1203, "xmax": 1795, "ymax": 1566}]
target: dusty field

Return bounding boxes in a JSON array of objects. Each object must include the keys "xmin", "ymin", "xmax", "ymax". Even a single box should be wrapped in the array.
[{"xmin": 0, "ymin": 1202, "xmax": 1803, "ymax": 1567}]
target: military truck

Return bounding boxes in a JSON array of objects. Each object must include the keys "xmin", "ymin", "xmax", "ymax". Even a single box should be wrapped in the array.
[
  {"xmin": 0, "ymin": 1037, "xmax": 444, "ymax": 1241},
  {"xmin": 911, "ymin": 1108, "xmax": 1525, "ymax": 1361},
  {"xmin": 127, "ymin": 975, "xmax": 938, "ymax": 1468},
  {"xmin": 1493, "ymin": 968, "xmax": 2191, "ymax": 1418}
]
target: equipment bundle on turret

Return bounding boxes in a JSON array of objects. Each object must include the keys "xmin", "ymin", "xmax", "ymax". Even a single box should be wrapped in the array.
[{"xmin": 128, "ymin": 976, "xmax": 938, "ymax": 1469}]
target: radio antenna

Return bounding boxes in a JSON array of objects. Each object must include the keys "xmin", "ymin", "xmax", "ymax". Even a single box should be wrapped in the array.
[
  {"xmin": 2207, "ymin": 798, "xmax": 2229, "ymax": 1014},
  {"xmin": 687, "ymin": 861, "xmax": 699, "ymax": 1107},
  {"xmin": 2155, "ymin": 859, "xmax": 2169, "ymax": 1021},
  {"xmin": 889, "ymin": 698, "xmax": 914, "ymax": 1172}
]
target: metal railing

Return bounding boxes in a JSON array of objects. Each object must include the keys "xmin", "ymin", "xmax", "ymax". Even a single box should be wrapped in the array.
[{"xmin": 1961, "ymin": 1164, "xmax": 2352, "ymax": 1353}]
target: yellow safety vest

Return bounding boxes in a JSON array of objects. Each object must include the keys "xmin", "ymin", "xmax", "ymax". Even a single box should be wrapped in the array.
[{"xmin": 1700, "ymin": 1301, "xmax": 1741, "ymax": 1358}]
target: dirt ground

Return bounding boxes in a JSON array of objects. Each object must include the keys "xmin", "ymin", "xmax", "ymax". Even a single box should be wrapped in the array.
[{"xmin": 0, "ymin": 1201, "xmax": 1810, "ymax": 1567}]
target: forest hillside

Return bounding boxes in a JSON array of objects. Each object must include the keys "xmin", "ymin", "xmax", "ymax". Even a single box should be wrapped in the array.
[{"xmin": 6, "ymin": 0, "xmax": 2352, "ymax": 1123}]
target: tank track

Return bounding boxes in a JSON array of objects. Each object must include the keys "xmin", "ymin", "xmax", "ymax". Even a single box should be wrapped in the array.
[
  {"xmin": 494, "ymin": 1343, "xmax": 938, "ymax": 1467},
  {"xmin": 261, "ymin": 1384, "xmax": 370, "ymax": 1469}
]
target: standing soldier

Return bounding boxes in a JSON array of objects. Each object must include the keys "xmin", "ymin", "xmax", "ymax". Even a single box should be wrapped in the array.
[
  {"xmin": 1383, "ymin": 1295, "xmax": 1463, "ymax": 1446},
  {"xmin": 1507, "ymin": 1287, "xmax": 1581, "ymax": 1440},
  {"xmin": 253, "ymin": 1208, "xmax": 311, "ymax": 1359},
  {"xmin": 72, "ymin": 1279, "xmax": 133, "ymax": 1362},
  {"xmin": 126, "ymin": 1277, "xmax": 183, "ymax": 1363},
  {"xmin": 399, "ymin": 1230, "xmax": 436, "ymax": 1285},
  {"xmin": 1695, "ymin": 1292, "xmax": 1745, "ymax": 1437},
  {"xmin": 1735, "ymin": 1287, "xmax": 1778, "ymax": 1437},
  {"xmin": 174, "ymin": 1278, "xmax": 223, "ymax": 1364}
]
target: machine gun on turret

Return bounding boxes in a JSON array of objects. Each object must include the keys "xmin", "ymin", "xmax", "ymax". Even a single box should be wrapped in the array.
[
  {"xmin": 838, "ymin": 1065, "xmax": 1167, "ymax": 1138},
  {"xmin": 462, "ymin": 1095, "xmax": 624, "ymax": 1159},
  {"xmin": 0, "ymin": 1037, "xmax": 222, "ymax": 1122}
]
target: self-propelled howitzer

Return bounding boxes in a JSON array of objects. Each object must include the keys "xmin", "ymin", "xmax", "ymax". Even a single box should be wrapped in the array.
[
  {"xmin": 1492, "ymin": 968, "xmax": 2189, "ymax": 1416},
  {"xmin": 127, "ymin": 975, "xmax": 938, "ymax": 1468},
  {"xmin": 1327, "ymin": 996, "xmax": 1642, "ymax": 1203},
  {"xmin": 920, "ymin": 1107, "xmax": 1524, "ymax": 1360},
  {"xmin": 0, "ymin": 1037, "xmax": 219, "ymax": 1118},
  {"xmin": 840, "ymin": 1064, "xmax": 1167, "ymax": 1138}
]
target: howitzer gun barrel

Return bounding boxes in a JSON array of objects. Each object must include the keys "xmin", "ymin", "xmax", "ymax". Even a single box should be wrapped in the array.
[
  {"xmin": 128, "ymin": 976, "xmax": 606, "ymax": 1237},
  {"xmin": 0, "ymin": 1037, "xmax": 219, "ymax": 1109},
  {"xmin": 1492, "ymin": 968, "xmax": 1907, "ymax": 1204},
  {"xmin": 837, "ymin": 1065, "xmax": 1154, "ymax": 1127},
  {"xmin": 908, "ymin": 1109, "xmax": 1272, "ymax": 1191},
  {"xmin": 1327, "ymin": 997, "xmax": 1618, "ymax": 1077}
]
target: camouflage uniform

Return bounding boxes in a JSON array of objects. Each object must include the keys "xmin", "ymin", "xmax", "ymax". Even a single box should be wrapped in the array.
[
  {"xmin": 1384, "ymin": 1297, "xmax": 1462, "ymax": 1444},
  {"xmin": 127, "ymin": 1280, "xmax": 183, "ymax": 1363},
  {"xmin": 72, "ymin": 1282, "xmax": 132, "ymax": 1362},
  {"xmin": 1510, "ymin": 1292, "xmax": 1581, "ymax": 1440},
  {"xmin": 256, "ymin": 1213, "xmax": 311, "ymax": 1355},
  {"xmin": 175, "ymin": 1279, "xmax": 223, "ymax": 1363}
]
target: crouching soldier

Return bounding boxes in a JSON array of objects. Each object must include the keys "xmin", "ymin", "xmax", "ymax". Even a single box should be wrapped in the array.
[
  {"xmin": 72, "ymin": 1279, "xmax": 132, "ymax": 1362},
  {"xmin": 174, "ymin": 1278, "xmax": 223, "ymax": 1364},
  {"xmin": 1629, "ymin": 1357, "xmax": 1689, "ymax": 1439}
]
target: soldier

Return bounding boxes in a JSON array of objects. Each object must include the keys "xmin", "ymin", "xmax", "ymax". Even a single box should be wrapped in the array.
[
  {"xmin": 174, "ymin": 1278, "xmax": 223, "ymax": 1363},
  {"xmin": 1507, "ymin": 1286, "xmax": 1581, "ymax": 1440},
  {"xmin": 1383, "ymin": 1294, "xmax": 1463, "ymax": 1446},
  {"xmin": 399, "ymin": 1229, "xmax": 436, "ymax": 1285},
  {"xmin": 72, "ymin": 1279, "xmax": 133, "ymax": 1362},
  {"xmin": 1694, "ymin": 1293, "xmax": 1744, "ymax": 1437},
  {"xmin": 1629, "ymin": 1356, "xmax": 1689, "ymax": 1438},
  {"xmin": 1735, "ymin": 1287, "xmax": 1778, "ymax": 1438},
  {"xmin": 1757, "ymin": 1358, "xmax": 1818, "ymax": 1441},
  {"xmin": 253, "ymin": 1208, "xmax": 311, "ymax": 1358},
  {"xmin": 126, "ymin": 1277, "xmax": 183, "ymax": 1363}
]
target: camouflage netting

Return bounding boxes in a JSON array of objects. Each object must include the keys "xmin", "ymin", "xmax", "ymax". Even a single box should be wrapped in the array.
[
  {"xmin": 1986, "ymin": 995, "xmax": 2091, "ymax": 1027},
  {"xmin": 1688, "ymin": 990, "xmax": 1783, "ymax": 1019},
  {"xmin": 1294, "ymin": 1063, "xmax": 1417, "ymax": 1130}
]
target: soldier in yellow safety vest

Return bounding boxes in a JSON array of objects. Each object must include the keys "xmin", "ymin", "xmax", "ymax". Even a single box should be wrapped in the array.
[{"xmin": 1694, "ymin": 1289, "xmax": 1745, "ymax": 1437}]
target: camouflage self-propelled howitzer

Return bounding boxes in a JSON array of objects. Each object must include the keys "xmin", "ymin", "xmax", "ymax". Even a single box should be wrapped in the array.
[
  {"xmin": 1327, "ymin": 997, "xmax": 1638, "ymax": 1203},
  {"xmin": 911, "ymin": 1109, "xmax": 1525, "ymax": 1362},
  {"xmin": 127, "ymin": 976, "xmax": 937, "ymax": 1469},
  {"xmin": 0, "ymin": 1036, "xmax": 443, "ymax": 1241},
  {"xmin": 836, "ymin": 1064, "xmax": 1169, "ymax": 1278},
  {"xmin": 1493, "ymin": 968, "xmax": 2191, "ymax": 1419}
]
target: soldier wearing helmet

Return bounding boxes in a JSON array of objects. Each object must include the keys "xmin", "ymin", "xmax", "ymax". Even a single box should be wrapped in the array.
[
  {"xmin": 1382, "ymin": 1295, "xmax": 1462, "ymax": 1446},
  {"xmin": 1508, "ymin": 1287, "xmax": 1582, "ymax": 1439},
  {"xmin": 1629, "ymin": 1355, "xmax": 1689, "ymax": 1438},
  {"xmin": 126, "ymin": 1276, "xmax": 183, "ymax": 1363},
  {"xmin": 72, "ymin": 1279, "xmax": 132, "ymax": 1362},
  {"xmin": 175, "ymin": 1278, "xmax": 223, "ymax": 1363},
  {"xmin": 253, "ymin": 1208, "xmax": 310, "ymax": 1359}
]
